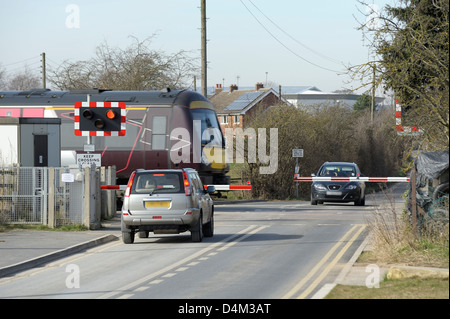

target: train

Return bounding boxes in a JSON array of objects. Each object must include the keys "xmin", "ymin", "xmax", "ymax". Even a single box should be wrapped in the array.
[{"xmin": 0, "ymin": 88, "xmax": 230, "ymax": 186}]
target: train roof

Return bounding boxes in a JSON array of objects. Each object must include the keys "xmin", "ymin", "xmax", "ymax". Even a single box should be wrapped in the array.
[{"xmin": 0, "ymin": 88, "xmax": 211, "ymax": 108}]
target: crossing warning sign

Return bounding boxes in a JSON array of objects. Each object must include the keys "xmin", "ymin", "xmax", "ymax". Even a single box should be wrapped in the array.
[{"xmin": 77, "ymin": 153, "xmax": 101, "ymax": 167}]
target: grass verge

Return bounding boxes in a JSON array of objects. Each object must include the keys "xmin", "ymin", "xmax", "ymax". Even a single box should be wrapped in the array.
[
  {"xmin": 326, "ymin": 188, "xmax": 449, "ymax": 299},
  {"xmin": 326, "ymin": 277, "xmax": 449, "ymax": 299}
]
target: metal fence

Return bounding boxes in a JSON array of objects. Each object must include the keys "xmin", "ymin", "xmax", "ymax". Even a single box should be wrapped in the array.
[
  {"xmin": 0, "ymin": 166, "xmax": 84, "ymax": 226},
  {"xmin": 1, "ymin": 167, "xmax": 46, "ymax": 224}
]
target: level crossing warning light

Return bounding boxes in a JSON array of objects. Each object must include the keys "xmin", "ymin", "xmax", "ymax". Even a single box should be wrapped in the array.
[{"xmin": 74, "ymin": 101, "xmax": 126, "ymax": 136}]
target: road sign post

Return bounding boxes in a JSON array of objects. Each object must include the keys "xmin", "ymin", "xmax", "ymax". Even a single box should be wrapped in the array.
[{"xmin": 292, "ymin": 149, "xmax": 304, "ymax": 198}]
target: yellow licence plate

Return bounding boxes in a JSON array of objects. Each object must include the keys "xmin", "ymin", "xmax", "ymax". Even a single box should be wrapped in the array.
[{"xmin": 145, "ymin": 201, "xmax": 170, "ymax": 208}]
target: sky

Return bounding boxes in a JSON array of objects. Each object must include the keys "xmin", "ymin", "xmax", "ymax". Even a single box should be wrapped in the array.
[{"xmin": 0, "ymin": 0, "xmax": 393, "ymax": 94}]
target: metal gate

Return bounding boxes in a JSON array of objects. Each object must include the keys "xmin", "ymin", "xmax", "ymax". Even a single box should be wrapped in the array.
[
  {"xmin": 1, "ymin": 166, "xmax": 112, "ymax": 227},
  {"xmin": 53, "ymin": 167, "xmax": 84, "ymax": 226},
  {"xmin": 0, "ymin": 167, "xmax": 47, "ymax": 224}
]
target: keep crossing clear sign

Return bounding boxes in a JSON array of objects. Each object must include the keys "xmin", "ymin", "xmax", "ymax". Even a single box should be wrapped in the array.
[{"xmin": 77, "ymin": 153, "xmax": 101, "ymax": 167}]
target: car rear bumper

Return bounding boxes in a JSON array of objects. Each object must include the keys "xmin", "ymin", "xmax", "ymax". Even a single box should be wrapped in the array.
[{"xmin": 121, "ymin": 209, "xmax": 199, "ymax": 231}]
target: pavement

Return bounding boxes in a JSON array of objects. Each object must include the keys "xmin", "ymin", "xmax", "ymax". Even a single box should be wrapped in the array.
[
  {"xmin": 0, "ymin": 215, "xmax": 122, "ymax": 278},
  {"xmin": 1, "ymin": 204, "xmax": 448, "ymax": 298}
]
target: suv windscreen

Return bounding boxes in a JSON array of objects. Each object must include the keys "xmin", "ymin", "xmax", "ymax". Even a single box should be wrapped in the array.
[
  {"xmin": 132, "ymin": 172, "xmax": 184, "ymax": 194},
  {"xmin": 318, "ymin": 165, "xmax": 357, "ymax": 177}
]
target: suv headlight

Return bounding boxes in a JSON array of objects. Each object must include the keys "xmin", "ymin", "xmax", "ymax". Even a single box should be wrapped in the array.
[
  {"xmin": 345, "ymin": 185, "xmax": 357, "ymax": 190},
  {"xmin": 313, "ymin": 183, "xmax": 327, "ymax": 190}
]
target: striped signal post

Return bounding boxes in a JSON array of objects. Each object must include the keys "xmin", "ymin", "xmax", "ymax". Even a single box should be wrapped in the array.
[{"xmin": 395, "ymin": 99, "xmax": 422, "ymax": 136}]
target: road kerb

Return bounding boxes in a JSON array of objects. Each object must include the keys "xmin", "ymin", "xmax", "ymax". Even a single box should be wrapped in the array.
[{"xmin": 0, "ymin": 234, "xmax": 118, "ymax": 278}]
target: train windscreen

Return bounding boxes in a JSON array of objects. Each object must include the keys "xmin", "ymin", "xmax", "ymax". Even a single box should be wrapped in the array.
[{"xmin": 190, "ymin": 109, "xmax": 224, "ymax": 147}]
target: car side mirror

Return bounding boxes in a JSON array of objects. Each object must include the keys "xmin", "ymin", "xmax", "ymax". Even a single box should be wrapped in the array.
[
  {"xmin": 206, "ymin": 186, "xmax": 215, "ymax": 193},
  {"xmin": 311, "ymin": 173, "xmax": 316, "ymax": 177}
]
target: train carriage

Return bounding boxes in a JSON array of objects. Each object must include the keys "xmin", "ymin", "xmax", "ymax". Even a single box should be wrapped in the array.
[{"xmin": 0, "ymin": 88, "xmax": 229, "ymax": 186}]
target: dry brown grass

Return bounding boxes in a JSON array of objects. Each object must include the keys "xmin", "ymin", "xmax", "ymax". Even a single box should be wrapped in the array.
[{"xmin": 364, "ymin": 189, "xmax": 449, "ymax": 268}]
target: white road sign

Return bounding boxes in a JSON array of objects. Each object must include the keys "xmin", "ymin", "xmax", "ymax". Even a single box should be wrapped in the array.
[
  {"xmin": 77, "ymin": 153, "xmax": 101, "ymax": 167},
  {"xmin": 292, "ymin": 149, "xmax": 304, "ymax": 158}
]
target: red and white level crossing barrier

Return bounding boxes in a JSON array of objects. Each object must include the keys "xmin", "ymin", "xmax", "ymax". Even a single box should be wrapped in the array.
[
  {"xmin": 293, "ymin": 175, "xmax": 410, "ymax": 183},
  {"xmin": 207, "ymin": 185, "xmax": 252, "ymax": 191},
  {"xmin": 100, "ymin": 184, "xmax": 252, "ymax": 191},
  {"xmin": 101, "ymin": 185, "xmax": 127, "ymax": 190}
]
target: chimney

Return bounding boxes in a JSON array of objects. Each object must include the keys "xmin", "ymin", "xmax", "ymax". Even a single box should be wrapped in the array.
[
  {"xmin": 230, "ymin": 84, "xmax": 238, "ymax": 92},
  {"xmin": 215, "ymin": 84, "xmax": 223, "ymax": 93},
  {"xmin": 255, "ymin": 82, "xmax": 264, "ymax": 90}
]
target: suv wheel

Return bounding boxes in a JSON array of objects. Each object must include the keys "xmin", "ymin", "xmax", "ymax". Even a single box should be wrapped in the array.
[
  {"xmin": 122, "ymin": 231, "xmax": 135, "ymax": 244},
  {"xmin": 203, "ymin": 213, "xmax": 214, "ymax": 237},
  {"xmin": 191, "ymin": 212, "xmax": 203, "ymax": 242}
]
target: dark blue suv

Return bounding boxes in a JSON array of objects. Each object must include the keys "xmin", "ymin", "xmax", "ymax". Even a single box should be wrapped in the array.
[{"xmin": 310, "ymin": 162, "xmax": 365, "ymax": 206}]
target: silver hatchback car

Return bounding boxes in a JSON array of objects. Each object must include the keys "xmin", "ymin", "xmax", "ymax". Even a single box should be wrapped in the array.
[{"xmin": 121, "ymin": 168, "xmax": 215, "ymax": 243}]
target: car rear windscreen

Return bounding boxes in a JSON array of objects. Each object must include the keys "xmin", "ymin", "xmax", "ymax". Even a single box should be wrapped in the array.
[{"xmin": 132, "ymin": 172, "xmax": 184, "ymax": 194}]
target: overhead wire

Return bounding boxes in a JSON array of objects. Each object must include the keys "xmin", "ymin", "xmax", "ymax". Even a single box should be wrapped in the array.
[
  {"xmin": 247, "ymin": 0, "xmax": 344, "ymax": 65},
  {"xmin": 239, "ymin": 0, "xmax": 342, "ymax": 74}
]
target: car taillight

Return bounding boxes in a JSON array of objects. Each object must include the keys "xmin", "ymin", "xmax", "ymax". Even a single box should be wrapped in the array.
[
  {"xmin": 125, "ymin": 171, "xmax": 136, "ymax": 198},
  {"xmin": 182, "ymin": 171, "xmax": 191, "ymax": 196}
]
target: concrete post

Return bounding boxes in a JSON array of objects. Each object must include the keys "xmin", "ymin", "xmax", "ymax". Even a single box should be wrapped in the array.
[
  {"xmin": 83, "ymin": 166, "xmax": 90, "ymax": 229},
  {"xmin": 47, "ymin": 167, "xmax": 55, "ymax": 228}
]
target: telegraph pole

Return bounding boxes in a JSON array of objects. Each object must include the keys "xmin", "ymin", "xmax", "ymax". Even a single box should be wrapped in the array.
[
  {"xmin": 201, "ymin": 0, "xmax": 207, "ymax": 97},
  {"xmin": 41, "ymin": 52, "xmax": 46, "ymax": 89},
  {"xmin": 371, "ymin": 63, "xmax": 376, "ymax": 122}
]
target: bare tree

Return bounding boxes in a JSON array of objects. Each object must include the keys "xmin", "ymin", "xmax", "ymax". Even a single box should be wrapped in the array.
[
  {"xmin": 50, "ymin": 36, "xmax": 199, "ymax": 91},
  {"xmin": 0, "ymin": 65, "xmax": 40, "ymax": 90},
  {"xmin": 0, "ymin": 66, "xmax": 6, "ymax": 89}
]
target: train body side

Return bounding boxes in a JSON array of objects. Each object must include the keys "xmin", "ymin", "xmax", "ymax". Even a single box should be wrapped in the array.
[{"xmin": 0, "ymin": 89, "xmax": 229, "ymax": 184}]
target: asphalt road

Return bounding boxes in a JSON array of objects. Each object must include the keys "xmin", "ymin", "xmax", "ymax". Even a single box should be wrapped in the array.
[{"xmin": 0, "ymin": 189, "xmax": 402, "ymax": 300}]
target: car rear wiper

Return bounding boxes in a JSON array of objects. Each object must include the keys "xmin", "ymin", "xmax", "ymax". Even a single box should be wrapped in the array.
[
  {"xmin": 149, "ymin": 188, "xmax": 161, "ymax": 196},
  {"xmin": 149, "ymin": 185, "xmax": 175, "ymax": 196}
]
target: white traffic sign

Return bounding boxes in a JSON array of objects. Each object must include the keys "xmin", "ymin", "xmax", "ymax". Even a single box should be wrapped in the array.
[
  {"xmin": 292, "ymin": 149, "xmax": 304, "ymax": 158},
  {"xmin": 77, "ymin": 153, "xmax": 101, "ymax": 167}
]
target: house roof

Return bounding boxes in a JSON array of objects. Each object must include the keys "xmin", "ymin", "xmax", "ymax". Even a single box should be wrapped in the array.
[
  {"xmin": 210, "ymin": 88, "xmax": 279, "ymax": 115},
  {"xmin": 225, "ymin": 91, "xmax": 267, "ymax": 111}
]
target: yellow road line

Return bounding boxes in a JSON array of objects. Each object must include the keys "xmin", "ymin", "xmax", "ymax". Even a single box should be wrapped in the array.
[
  {"xmin": 297, "ymin": 224, "xmax": 366, "ymax": 299},
  {"xmin": 281, "ymin": 224, "xmax": 365, "ymax": 299}
]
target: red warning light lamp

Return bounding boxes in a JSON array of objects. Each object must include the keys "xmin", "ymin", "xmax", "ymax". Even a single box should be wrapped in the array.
[{"xmin": 106, "ymin": 109, "xmax": 116, "ymax": 119}]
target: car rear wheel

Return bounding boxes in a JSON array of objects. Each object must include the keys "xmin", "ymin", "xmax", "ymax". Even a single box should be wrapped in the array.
[
  {"xmin": 203, "ymin": 213, "xmax": 214, "ymax": 237},
  {"xmin": 122, "ymin": 231, "xmax": 135, "ymax": 244},
  {"xmin": 191, "ymin": 212, "xmax": 203, "ymax": 242}
]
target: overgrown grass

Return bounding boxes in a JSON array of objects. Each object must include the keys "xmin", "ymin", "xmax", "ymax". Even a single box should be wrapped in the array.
[
  {"xmin": 364, "ymin": 190, "xmax": 448, "ymax": 268},
  {"xmin": 327, "ymin": 189, "xmax": 449, "ymax": 299}
]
